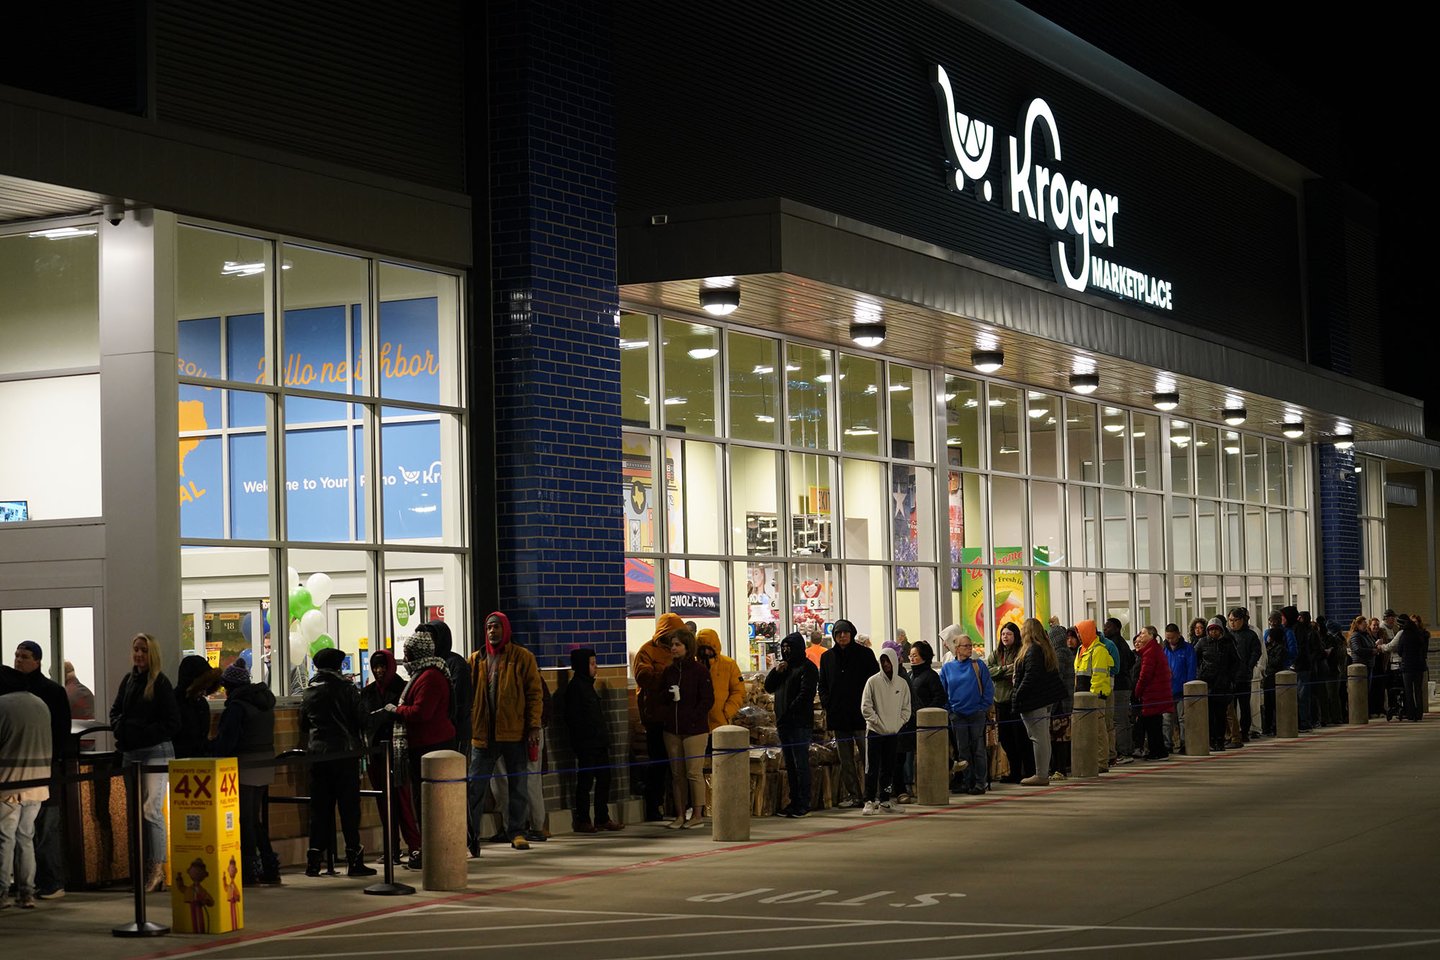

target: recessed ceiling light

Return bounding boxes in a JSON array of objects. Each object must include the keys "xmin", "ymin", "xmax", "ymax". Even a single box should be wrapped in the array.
[
  {"xmin": 850, "ymin": 322, "xmax": 886, "ymax": 348},
  {"xmin": 972, "ymin": 349, "xmax": 1004, "ymax": 373},
  {"xmin": 1028, "ymin": 408, "xmax": 1047, "ymax": 419},
  {"xmin": 988, "ymin": 398, "xmax": 1005, "ymax": 407},
  {"xmin": 688, "ymin": 347, "xmax": 719, "ymax": 360},
  {"xmin": 698, "ymin": 288, "xmax": 740, "ymax": 315},
  {"xmin": 1070, "ymin": 372, "xmax": 1099, "ymax": 395},
  {"xmin": 1152, "ymin": 391, "xmax": 1179, "ymax": 411}
]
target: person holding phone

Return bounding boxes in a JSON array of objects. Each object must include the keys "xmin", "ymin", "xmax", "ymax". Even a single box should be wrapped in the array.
[{"xmin": 660, "ymin": 629, "xmax": 712, "ymax": 829}]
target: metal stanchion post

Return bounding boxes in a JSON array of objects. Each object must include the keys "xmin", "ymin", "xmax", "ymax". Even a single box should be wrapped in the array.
[
  {"xmin": 113, "ymin": 758, "xmax": 169, "ymax": 938},
  {"xmin": 365, "ymin": 746, "xmax": 414, "ymax": 896}
]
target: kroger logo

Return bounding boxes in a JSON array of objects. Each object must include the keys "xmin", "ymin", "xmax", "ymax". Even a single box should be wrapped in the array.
[{"xmin": 931, "ymin": 64, "xmax": 1172, "ymax": 312}]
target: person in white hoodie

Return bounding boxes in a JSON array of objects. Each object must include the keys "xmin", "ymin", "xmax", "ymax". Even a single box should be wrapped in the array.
[{"xmin": 860, "ymin": 647, "xmax": 911, "ymax": 815}]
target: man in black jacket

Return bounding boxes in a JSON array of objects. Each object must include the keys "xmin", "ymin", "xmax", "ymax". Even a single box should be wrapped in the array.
[
  {"xmin": 562, "ymin": 647, "xmax": 622, "ymax": 833},
  {"xmin": 1103, "ymin": 619, "xmax": 1136, "ymax": 762},
  {"xmin": 765, "ymin": 633, "xmax": 818, "ymax": 818},
  {"xmin": 818, "ymin": 619, "xmax": 877, "ymax": 807},
  {"xmin": 12, "ymin": 641, "xmax": 71, "ymax": 900},
  {"xmin": 299, "ymin": 648, "xmax": 376, "ymax": 878},
  {"xmin": 1227, "ymin": 608, "xmax": 1262, "ymax": 743},
  {"xmin": 210, "ymin": 662, "xmax": 279, "ymax": 885},
  {"xmin": 1194, "ymin": 618, "xmax": 1237, "ymax": 752}
]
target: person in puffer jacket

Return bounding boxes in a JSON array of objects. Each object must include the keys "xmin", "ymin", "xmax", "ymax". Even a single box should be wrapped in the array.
[
  {"xmin": 1073, "ymin": 621, "xmax": 1114, "ymax": 773},
  {"xmin": 860, "ymin": 646, "xmax": 911, "ymax": 814}
]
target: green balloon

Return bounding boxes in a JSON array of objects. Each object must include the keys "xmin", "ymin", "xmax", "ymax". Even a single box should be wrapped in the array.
[
  {"xmin": 289, "ymin": 587, "xmax": 315, "ymax": 622},
  {"xmin": 309, "ymin": 634, "xmax": 336, "ymax": 658}
]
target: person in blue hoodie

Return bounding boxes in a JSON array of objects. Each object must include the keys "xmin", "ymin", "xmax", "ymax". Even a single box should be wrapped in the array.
[
  {"xmin": 939, "ymin": 635, "xmax": 994, "ymax": 795},
  {"xmin": 1161, "ymin": 624, "xmax": 1196, "ymax": 754}
]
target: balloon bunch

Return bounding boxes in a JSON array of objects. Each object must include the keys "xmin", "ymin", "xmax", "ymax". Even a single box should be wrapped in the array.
[{"xmin": 288, "ymin": 567, "xmax": 335, "ymax": 659}]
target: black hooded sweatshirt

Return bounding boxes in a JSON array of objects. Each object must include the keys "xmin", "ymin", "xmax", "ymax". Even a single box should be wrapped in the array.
[
  {"xmin": 563, "ymin": 647, "xmax": 609, "ymax": 755},
  {"xmin": 765, "ymin": 633, "xmax": 818, "ymax": 728}
]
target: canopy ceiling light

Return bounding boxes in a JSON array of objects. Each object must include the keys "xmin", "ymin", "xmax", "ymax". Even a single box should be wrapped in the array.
[
  {"xmin": 850, "ymin": 322, "xmax": 886, "ymax": 348},
  {"xmin": 1069, "ymin": 372, "xmax": 1099, "ymax": 395},
  {"xmin": 1222, "ymin": 406, "xmax": 1248, "ymax": 426},
  {"xmin": 971, "ymin": 349, "xmax": 1004, "ymax": 373},
  {"xmin": 698, "ymin": 287, "xmax": 740, "ymax": 316},
  {"xmin": 1334, "ymin": 426, "xmax": 1354, "ymax": 450},
  {"xmin": 1282, "ymin": 417, "xmax": 1304, "ymax": 439},
  {"xmin": 1151, "ymin": 391, "xmax": 1179, "ymax": 411}
]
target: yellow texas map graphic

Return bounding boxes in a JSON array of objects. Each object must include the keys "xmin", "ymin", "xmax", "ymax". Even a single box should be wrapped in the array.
[{"xmin": 179, "ymin": 400, "xmax": 208, "ymax": 503}]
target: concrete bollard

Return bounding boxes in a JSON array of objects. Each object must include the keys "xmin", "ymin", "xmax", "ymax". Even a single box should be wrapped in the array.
[
  {"xmin": 1182, "ymin": 680, "xmax": 1210, "ymax": 757},
  {"xmin": 421, "ymin": 750, "xmax": 467, "ymax": 892},
  {"xmin": 1347, "ymin": 663, "xmax": 1369, "ymax": 726},
  {"xmin": 1276, "ymin": 670, "xmax": 1298, "ymax": 738},
  {"xmin": 915, "ymin": 708, "xmax": 950, "ymax": 806},
  {"xmin": 711, "ymin": 725, "xmax": 751, "ymax": 842},
  {"xmin": 1071, "ymin": 692, "xmax": 1099, "ymax": 778}
]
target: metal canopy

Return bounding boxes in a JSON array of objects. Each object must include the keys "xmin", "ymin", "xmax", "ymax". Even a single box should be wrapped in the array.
[{"xmin": 0, "ymin": 173, "xmax": 115, "ymax": 224}]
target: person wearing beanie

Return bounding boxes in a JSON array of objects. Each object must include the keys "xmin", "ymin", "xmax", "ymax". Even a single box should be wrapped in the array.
[
  {"xmin": 1194, "ymin": 617, "xmax": 1238, "ymax": 752},
  {"xmin": 632, "ymin": 612, "xmax": 682, "ymax": 821},
  {"xmin": 818, "ymin": 618, "xmax": 878, "ymax": 808},
  {"xmin": 390, "ymin": 632, "xmax": 455, "ymax": 863},
  {"xmin": 359, "ymin": 649, "xmax": 421, "ymax": 866},
  {"xmin": 12, "ymin": 641, "xmax": 71, "ymax": 900},
  {"xmin": 563, "ymin": 647, "xmax": 622, "ymax": 833},
  {"xmin": 465, "ymin": 611, "xmax": 542, "ymax": 850},
  {"xmin": 695, "ymin": 629, "xmax": 744, "ymax": 733},
  {"xmin": 209, "ymin": 661, "xmax": 279, "ymax": 884},
  {"xmin": 299, "ymin": 647, "xmax": 375, "ymax": 878},
  {"xmin": 895, "ymin": 639, "xmax": 946, "ymax": 801},
  {"xmin": 764, "ymin": 632, "xmax": 818, "ymax": 817}
]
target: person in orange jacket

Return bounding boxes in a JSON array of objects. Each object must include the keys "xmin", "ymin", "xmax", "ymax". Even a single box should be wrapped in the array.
[
  {"xmin": 633, "ymin": 613, "xmax": 682, "ymax": 821},
  {"xmin": 696, "ymin": 629, "xmax": 745, "ymax": 733}
]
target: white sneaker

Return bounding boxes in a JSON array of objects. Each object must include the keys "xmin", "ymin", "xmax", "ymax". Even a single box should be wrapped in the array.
[
  {"xmin": 861, "ymin": 801, "xmax": 879, "ymax": 816},
  {"xmin": 879, "ymin": 800, "xmax": 894, "ymax": 812}
]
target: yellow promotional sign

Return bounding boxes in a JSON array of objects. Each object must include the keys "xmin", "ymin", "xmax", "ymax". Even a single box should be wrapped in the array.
[{"xmin": 168, "ymin": 758, "xmax": 243, "ymax": 934}]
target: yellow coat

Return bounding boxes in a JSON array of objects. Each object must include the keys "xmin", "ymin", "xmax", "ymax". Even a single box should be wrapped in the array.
[{"xmin": 706, "ymin": 653, "xmax": 745, "ymax": 731}]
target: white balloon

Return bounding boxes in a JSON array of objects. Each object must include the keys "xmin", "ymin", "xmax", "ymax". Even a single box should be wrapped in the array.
[
  {"xmin": 289, "ymin": 630, "xmax": 308, "ymax": 665},
  {"xmin": 288, "ymin": 566, "xmax": 301, "ymax": 591},
  {"xmin": 305, "ymin": 571, "xmax": 334, "ymax": 606},
  {"xmin": 300, "ymin": 608, "xmax": 327, "ymax": 644}
]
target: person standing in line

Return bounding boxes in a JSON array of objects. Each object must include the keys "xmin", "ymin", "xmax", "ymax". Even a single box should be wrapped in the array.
[
  {"xmin": 1011, "ymin": 619, "xmax": 1065, "ymax": 786},
  {"xmin": 1091, "ymin": 622, "xmax": 1123, "ymax": 765},
  {"xmin": 1102, "ymin": 619, "xmax": 1135, "ymax": 764},
  {"xmin": 172, "ymin": 654, "xmax": 222, "ymax": 760},
  {"xmin": 898, "ymin": 640, "xmax": 947, "ymax": 800},
  {"xmin": 940, "ymin": 635, "xmax": 994, "ymax": 795},
  {"xmin": 988, "ymin": 621, "xmax": 1028, "ymax": 783},
  {"xmin": 1, "ymin": 668, "xmax": 52, "ymax": 910},
  {"xmin": 1376, "ymin": 614, "xmax": 1428, "ymax": 722},
  {"xmin": 300, "ymin": 647, "xmax": 377, "ymax": 878},
  {"xmin": 417, "ymin": 620, "xmax": 475, "ymax": 848},
  {"xmin": 937, "ymin": 623, "xmax": 965, "ymax": 665},
  {"xmin": 1072, "ymin": 621, "xmax": 1114, "ymax": 773},
  {"xmin": 209, "ymin": 662, "xmax": 279, "ymax": 885},
  {"xmin": 109, "ymin": 634, "xmax": 181, "ymax": 893},
  {"xmin": 387, "ymin": 633, "xmax": 455, "ymax": 866},
  {"xmin": 764, "ymin": 632, "xmax": 818, "ymax": 818},
  {"xmin": 697, "ymin": 629, "xmax": 745, "ymax": 736},
  {"xmin": 632, "ymin": 614, "xmax": 679, "ymax": 822},
  {"xmin": 1295, "ymin": 610, "xmax": 1322, "ymax": 729},
  {"xmin": 1227, "ymin": 608, "xmax": 1262, "ymax": 743},
  {"xmin": 466, "ymin": 611, "xmax": 542, "ymax": 850},
  {"xmin": 1347, "ymin": 616, "xmax": 1378, "ymax": 718},
  {"xmin": 818, "ymin": 618, "xmax": 878, "ymax": 808},
  {"xmin": 1050, "ymin": 628, "xmax": 1080, "ymax": 778},
  {"xmin": 64, "ymin": 661, "xmax": 96, "ymax": 753},
  {"xmin": 1162, "ymin": 624, "xmax": 1196, "ymax": 754},
  {"xmin": 1260, "ymin": 612, "xmax": 1287, "ymax": 736},
  {"xmin": 1132, "ymin": 626, "xmax": 1174, "ymax": 761},
  {"xmin": 1194, "ymin": 618, "xmax": 1237, "ymax": 752},
  {"xmin": 12, "ymin": 642, "xmax": 70, "ymax": 901},
  {"xmin": 563, "ymin": 647, "xmax": 623, "ymax": 833},
  {"xmin": 661, "ymin": 629, "xmax": 713, "ymax": 829},
  {"xmin": 859, "ymin": 646, "xmax": 910, "ymax": 814},
  {"xmin": 359, "ymin": 649, "xmax": 421, "ymax": 867}
]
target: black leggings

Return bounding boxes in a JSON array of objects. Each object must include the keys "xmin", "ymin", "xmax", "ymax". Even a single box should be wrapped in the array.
[
  {"xmin": 864, "ymin": 734, "xmax": 898, "ymax": 802},
  {"xmin": 995, "ymin": 703, "xmax": 1033, "ymax": 779},
  {"xmin": 309, "ymin": 757, "xmax": 362, "ymax": 852}
]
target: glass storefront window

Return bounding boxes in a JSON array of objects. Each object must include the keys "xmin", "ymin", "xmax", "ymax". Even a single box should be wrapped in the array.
[
  {"xmin": 1104, "ymin": 573, "xmax": 1131, "ymax": 632},
  {"xmin": 841, "ymin": 458, "xmax": 886, "ymax": 560},
  {"xmin": 0, "ymin": 375, "xmax": 101, "ymax": 522},
  {"xmin": 889, "ymin": 364, "xmax": 932, "ymax": 461},
  {"xmin": 1266, "ymin": 508, "xmax": 1286, "ymax": 573},
  {"xmin": 621, "ymin": 433, "xmax": 658, "ymax": 553},
  {"xmin": 284, "ymin": 397, "xmax": 367, "ymax": 543},
  {"xmin": 944, "ymin": 376, "xmax": 982, "ymax": 469},
  {"xmin": 1135, "ymin": 492, "xmax": 1162, "ymax": 570},
  {"xmin": 661, "ymin": 317, "xmax": 719, "ymax": 436},
  {"xmin": 892, "ymin": 464, "xmax": 936, "ymax": 563},
  {"xmin": 788, "ymin": 453, "xmax": 835, "ymax": 557},
  {"xmin": 1265, "ymin": 439, "xmax": 1286, "ymax": 505},
  {"xmin": 1137, "ymin": 573, "xmax": 1164, "ymax": 629},
  {"xmin": 1196, "ymin": 499, "xmax": 1219, "ymax": 570},
  {"xmin": 839, "ymin": 353, "xmax": 883, "ymax": 455},
  {"xmin": 989, "ymin": 384, "xmax": 1024, "ymax": 474},
  {"xmin": 620, "ymin": 312, "xmax": 654, "ymax": 427},
  {"xmin": 665, "ymin": 439, "xmax": 725, "ymax": 555},
  {"xmin": 787, "ymin": 344, "xmax": 831, "ymax": 450},
  {"xmin": 1102, "ymin": 488, "xmax": 1131, "ymax": 567},
  {"xmin": 1028, "ymin": 391, "xmax": 1061, "ymax": 479},
  {"xmin": 1242, "ymin": 434, "xmax": 1264, "ymax": 503},
  {"xmin": 1071, "ymin": 571, "xmax": 1100, "ymax": 625},
  {"xmin": 1132, "ymin": 412, "xmax": 1160, "ymax": 489},
  {"xmin": 380, "ymin": 408, "xmax": 461, "ymax": 545},
  {"xmin": 1100, "ymin": 406, "xmax": 1126, "ymax": 485},
  {"xmin": 1194, "ymin": 424, "xmax": 1220, "ymax": 497},
  {"xmin": 378, "ymin": 262, "xmax": 462, "ymax": 408},
  {"xmin": 988, "ymin": 569, "xmax": 1026, "ymax": 646},
  {"xmin": 282, "ymin": 245, "xmax": 370, "ymax": 402},
  {"xmin": 794, "ymin": 562, "xmax": 839, "ymax": 638},
  {"xmin": 1290, "ymin": 511, "xmax": 1310, "ymax": 575},
  {"xmin": 991, "ymin": 477, "xmax": 1026, "ymax": 557},
  {"xmin": 1222, "ymin": 431, "xmax": 1242, "ymax": 499},
  {"xmin": 738, "ymin": 562, "xmax": 781, "ymax": 669},
  {"xmin": 1067, "ymin": 485, "xmax": 1099, "ymax": 568},
  {"xmin": 1170, "ymin": 497, "xmax": 1195, "ymax": 571},
  {"xmin": 1168, "ymin": 419, "xmax": 1192, "ymax": 494},
  {"xmin": 950, "ymin": 470, "xmax": 985, "ymax": 586},
  {"xmin": 383, "ymin": 550, "xmax": 467, "ymax": 657},
  {"xmin": 730, "ymin": 446, "xmax": 778, "ymax": 556},
  {"xmin": 1244, "ymin": 505, "xmax": 1265, "ymax": 570},
  {"xmin": 1286, "ymin": 444, "xmax": 1306, "ymax": 506},
  {"xmin": 841, "ymin": 564, "xmax": 889, "ymax": 644},
  {"xmin": 1031, "ymin": 481, "xmax": 1064, "ymax": 570},
  {"xmin": 1224, "ymin": 503, "xmax": 1243, "ymax": 570},
  {"xmin": 728, "ymin": 330, "xmax": 781, "ymax": 443},
  {"xmin": 1066, "ymin": 399, "xmax": 1098, "ymax": 481},
  {"xmin": 180, "ymin": 545, "xmax": 275, "ymax": 683},
  {"xmin": 897, "ymin": 566, "xmax": 938, "ymax": 654},
  {"xmin": 177, "ymin": 226, "xmax": 266, "ymax": 386}
]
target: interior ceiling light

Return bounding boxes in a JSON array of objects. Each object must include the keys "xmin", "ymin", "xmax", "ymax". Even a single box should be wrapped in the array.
[
  {"xmin": 1282, "ymin": 418, "xmax": 1304, "ymax": 439},
  {"xmin": 1152, "ymin": 391, "xmax": 1179, "ymax": 411},
  {"xmin": 698, "ymin": 287, "xmax": 740, "ymax": 316},
  {"xmin": 1334, "ymin": 426, "xmax": 1354, "ymax": 450},
  {"xmin": 221, "ymin": 259, "xmax": 291, "ymax": 277},
  {"xmin": 1222, "ymin": 406, "xmax": 1248, "ymax": 426},
  {"xmin": 971, "ymin": 349, "xmax": 1004, "ymax": 373},
  {"xmin": 1070, "ymin": 372, "xmax": 1099, "ymax": 395},
  {"xmin": 850, "ymin": 321, "xmax": 886, "ymax": 348},
  {"xmin": 687, "ymin": 346, "xmax": 719, "ymax": 360},
  {"xmin": 28, "ymin": 226, "xmax": 97, "ymax": 239}
]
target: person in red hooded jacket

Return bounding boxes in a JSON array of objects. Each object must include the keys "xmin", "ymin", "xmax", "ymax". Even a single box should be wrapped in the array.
[
  {"xmin": 465, "ymin": 612, "xmax": 542, "ymax": 851},
  {"xmin": 1132, "ymin": 626, "xmax": 1174, "ymax": 760}
]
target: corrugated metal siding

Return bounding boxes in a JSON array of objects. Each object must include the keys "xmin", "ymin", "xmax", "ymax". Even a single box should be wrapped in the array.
[
  {"xmin": 614, "ymin": 0, "xmax": 1304, "ymax": 357},
  {"xmin": 1, "ymin": 3, "xmax": 146, "ymax": 114},
  {"xmin": 153, "ymin": 0, "xmax": 465, "ymax": 190}
]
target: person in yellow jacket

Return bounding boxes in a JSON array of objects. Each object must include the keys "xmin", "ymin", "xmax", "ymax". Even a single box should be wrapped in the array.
[
  {"xmin": 466, "ymin": 611, "xmax": 543, "ymax": 850},
  {"xmin": 1073, "ymin": 619, "xmax": 1115, "ymax": 773},
  {"xmin": 696, "ymin": 629, "xmax": 745, "ymax": 732},
  {"xmin": 633, "ymin": 613, "xmax": 681, "ymax": 821}
]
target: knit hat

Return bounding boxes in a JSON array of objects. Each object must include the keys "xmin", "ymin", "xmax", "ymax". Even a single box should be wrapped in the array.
[
  {"xmin": 221, "ymin": 662, "xmax": 250, "ymax": 687},
  {"xmin": 651, "ymin": 612, "xmax": 686, "ymax": 646},
  {"xmin": 16, "ymin": 640, "xmax": 42, "ymax": 662},
  {"xmin": 313, "ymin": 647, "xmax": 346, "ymax": 671}
]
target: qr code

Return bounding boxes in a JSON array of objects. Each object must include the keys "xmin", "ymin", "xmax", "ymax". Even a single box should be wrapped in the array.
[
  {"xmin": 185, "ymin": 815, "xmax": 201, "ymax": 833},
  {"xmin": 225, "ymin": 811, "xmax": 235, "ymax": 832}
]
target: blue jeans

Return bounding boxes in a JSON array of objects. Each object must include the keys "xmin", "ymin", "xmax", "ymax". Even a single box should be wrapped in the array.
[
  {"xmin": 0, "ymin": 800, "xmax": 41, "ymax": 896},
  {"xmin": 469, "ymin": 742, "xmax": 530, "ymax": 838},
  {"xmin": 123, "ymin": 741, "xmax": 174, "ymax": 863},
  {"xmin": 950, "ymin": 711, "xmax": 987, "ymax": 791},
  {"xmin": 777, "ymin": 724, "xmax": 811, "ymax": 812}
]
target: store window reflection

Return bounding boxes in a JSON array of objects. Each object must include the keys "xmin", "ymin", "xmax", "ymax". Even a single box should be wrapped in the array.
[
  {"xmin": 1028, "ymin": 391, "xmax": 1061, "ymax": 478},
  {"xmin": 839, "ymin": 353, "xmax": 882, "ymax": 455},
  {"xmin": 728, "ymin": 331, "xmax": 780, "ymax": 443},
  {"xmin": 989, "ymin": 384, "xmax": 1023, "ymax": 474},
  {"xmin": 787, "ymin": 344, "xmax": 831, "ymax": 450},
  {"xmin": 944, "ymin": 376, "xmax": 981, "ymax": 469},
  {"xmin": 619, "ymin": 312, "xmax": 654, "ymax": 427},
  {"xmin": 661, "ymin": 317, "xmax": 719, "ymax": 437}
]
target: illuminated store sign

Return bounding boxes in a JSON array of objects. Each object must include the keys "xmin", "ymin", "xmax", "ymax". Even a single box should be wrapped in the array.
[{"xmin": 931, "ymin": 64, "xmax": 1173, "ymax": 311}]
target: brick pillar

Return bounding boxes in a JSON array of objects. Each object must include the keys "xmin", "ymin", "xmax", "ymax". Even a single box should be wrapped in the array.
[
  {"xmin": 1318, "ymin": 443, "xmax": 1361, "ymax": 623},
  {"xmin": 487, "ymin": 0, "xmax": 625, "ymax": 668}
]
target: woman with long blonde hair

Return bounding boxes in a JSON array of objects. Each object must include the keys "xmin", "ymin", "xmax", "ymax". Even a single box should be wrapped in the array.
[
  {"xmin": 108, "ymin": 633, "xmax": 181, "ymax": 892},
  {"xmin": 1011, "ymin": 619, "xmax": 1065, "ymax": 786}
]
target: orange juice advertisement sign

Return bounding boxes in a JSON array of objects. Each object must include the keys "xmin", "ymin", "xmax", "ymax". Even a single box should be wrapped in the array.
[
  {"xmin": 169, "ymin": 758, "xmax": 243, "ymax": 934},
  {"xmin": 959, "ymin": 548, "xmax": 1051, "ymax": 645}
]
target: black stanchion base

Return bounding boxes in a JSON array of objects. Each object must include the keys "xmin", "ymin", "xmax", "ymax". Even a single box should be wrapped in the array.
[
  {"xmin": 113, "ymin": 921, "xmax": 171, "ymax": 938},
  {"xmin": 364, "ymin": 881, "xmax": 416, "ymax": 896}
]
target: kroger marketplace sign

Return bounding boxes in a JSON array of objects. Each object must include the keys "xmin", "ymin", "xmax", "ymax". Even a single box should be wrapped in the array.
[{"xmin": 932, "ymin": 64, "xmax": 1173, "ymax": 312}]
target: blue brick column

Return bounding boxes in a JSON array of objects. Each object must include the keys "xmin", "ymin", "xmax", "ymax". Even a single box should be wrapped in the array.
[
  {"xmin": 488, "ymin": 0, "xmax": 624, "ymax": 668},
  {"xmin": 1317, "ymin": 443, "xmax": 1361, "ymax": 623}
]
